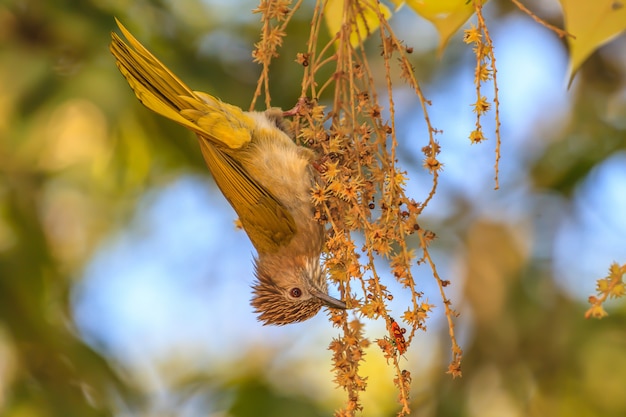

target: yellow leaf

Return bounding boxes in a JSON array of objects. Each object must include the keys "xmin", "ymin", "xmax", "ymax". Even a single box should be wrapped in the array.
[
  {"xmin": 324, "ymin": 0, "xmax": 393, "ymax": 48},
  {"xmin": 406, "ymin": 0, "xmax": 480, "ymax": 55},
  {"xmin": 560, "ymin": 0, "xmax": 626, "ymax": 83}
]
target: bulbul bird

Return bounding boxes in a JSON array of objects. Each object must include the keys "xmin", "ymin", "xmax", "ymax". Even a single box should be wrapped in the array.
[{"xmin": 109, "ymin": 19, "xmax": 346, "ymax": 325}]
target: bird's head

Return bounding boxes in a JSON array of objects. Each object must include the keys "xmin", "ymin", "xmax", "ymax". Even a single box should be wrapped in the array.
[{"xmin": 251, "ymin": 255, "xmax": 346, "ymax": 325}]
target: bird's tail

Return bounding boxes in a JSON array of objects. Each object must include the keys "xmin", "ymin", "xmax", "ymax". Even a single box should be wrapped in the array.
[{"xmin": 110, "ymin": 18, "xmax": 253, "ymax": 149}]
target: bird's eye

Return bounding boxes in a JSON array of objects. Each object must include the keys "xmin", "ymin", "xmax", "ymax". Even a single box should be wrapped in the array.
[{"xmin": 290, "ymin": 288, "xmax": 302, "ymax": 298}]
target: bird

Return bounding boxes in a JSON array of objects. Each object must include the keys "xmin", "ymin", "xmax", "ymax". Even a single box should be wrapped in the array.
[{"xmin": 109, "ymin": 19, "xmax": 346, "ymax": 325}]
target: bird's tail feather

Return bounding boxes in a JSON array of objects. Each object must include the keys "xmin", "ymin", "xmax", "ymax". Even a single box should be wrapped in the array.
[{"xmin": 110, "ymin": 18, "xmax": 253, "ymax": 149}]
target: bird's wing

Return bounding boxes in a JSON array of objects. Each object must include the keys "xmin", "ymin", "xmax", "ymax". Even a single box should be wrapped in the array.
[
  {"xmin": 110, "ymin": 18, "xmax": 252, "ymax": 150},
  {"xmin": 110, "ymin": 19, "xmax": 297, "ymax": 252},
  {"xmin": 198, "ymin": 141, "xmax": 297, "ymax": 253}
]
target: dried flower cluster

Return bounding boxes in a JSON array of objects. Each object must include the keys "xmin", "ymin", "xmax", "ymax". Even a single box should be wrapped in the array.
[
  {"xmin": 464, "ymin": 1, "xmax": 501, "ymax": 189},
  {"xmin": 586, "ymin": 262, "xmax": 626, "ymax": 319},
  {"xmin": 251, "ymin": 1, "xmax": 462, "ymax": 415},
  {"xmin": 466, "ymin": 0, "xmax": 576, "ymax": 190},
  {"xmin": 246, "ymin": 1, "xmax": 603, "ymax": 414}
]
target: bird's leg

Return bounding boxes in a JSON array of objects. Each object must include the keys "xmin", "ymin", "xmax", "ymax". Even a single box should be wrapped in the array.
[
  {"xmin": 285, "ymin": 97, "xmax": 330, "ymax": 173},
  {"xmin": 311, "ymin": 157, "xmax": 328, "ymax": 173},
  {"xmin": 282, "ymin": 97, "xmax": 311, "ymax": 118}
]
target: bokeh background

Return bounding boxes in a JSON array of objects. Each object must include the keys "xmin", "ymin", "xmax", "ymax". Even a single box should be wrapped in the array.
[{"xmin": 1, "ymin": 0, "xmax": 626, "ymax": 416}]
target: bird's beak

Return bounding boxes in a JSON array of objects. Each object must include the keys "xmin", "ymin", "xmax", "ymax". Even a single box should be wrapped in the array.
[{"xmin": 310, "ymin": 288, "xmax": 347, "ymax": 310}]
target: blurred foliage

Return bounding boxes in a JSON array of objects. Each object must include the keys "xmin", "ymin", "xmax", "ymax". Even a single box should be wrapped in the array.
[{"xmin": 1, "ymin": 0, "xmax": 626, "ymax": 416}]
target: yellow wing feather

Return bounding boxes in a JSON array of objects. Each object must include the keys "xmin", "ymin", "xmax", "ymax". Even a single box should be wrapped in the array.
[
  {"xmin": 198, "ymin": 142, "xmax": 296, "ymax": 252},
  {"xmin": 110, "ymin": 19, "xmax": 297, "ymax": 253}
]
